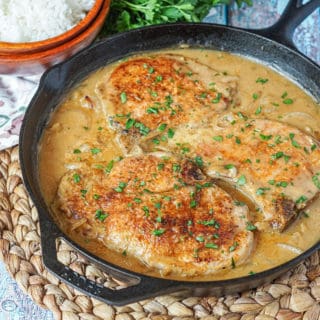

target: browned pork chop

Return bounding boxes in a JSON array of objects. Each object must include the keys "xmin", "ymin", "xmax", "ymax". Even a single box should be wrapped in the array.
[
  {"xmin": 165, "ymin": 114, "xmax": 320, "ymax": 231},
  {"xmin": 54, "ymin": 154, "xmax": 254, "ymax": 277},
  {"xmin": 96, "ymin": 54, "xmax": 238, "ymax": 153}
]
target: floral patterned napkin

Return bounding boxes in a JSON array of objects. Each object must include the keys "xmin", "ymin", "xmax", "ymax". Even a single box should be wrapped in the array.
[{"xmin": 0, "ymin": 74, "xmax": 40, "ymax": 150}]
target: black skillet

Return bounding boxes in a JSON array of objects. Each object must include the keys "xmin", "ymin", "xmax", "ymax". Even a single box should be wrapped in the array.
[{"xmin": 20, "ymin": 0, "xmax": 320, "ymax": 306}]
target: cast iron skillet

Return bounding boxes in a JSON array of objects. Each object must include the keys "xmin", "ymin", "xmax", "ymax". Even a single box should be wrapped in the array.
[{"xmin": 20, "ymin": 0, "xmax": 320, "ymax": 306}]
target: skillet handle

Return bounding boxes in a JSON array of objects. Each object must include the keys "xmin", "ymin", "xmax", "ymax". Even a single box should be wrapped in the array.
[
  {"xmin": 248, "ymin": 0, "xmax": 320, "ymax": 50},
  {"xmin": 40, "ymin": 224, "xmax": 178, "ymax": 306}
]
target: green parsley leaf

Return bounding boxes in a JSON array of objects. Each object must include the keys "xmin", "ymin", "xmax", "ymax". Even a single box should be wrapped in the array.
[
  {"xmin": 237, "ymin": 175, "xmax": 247, "ymax": 186},
  {"xmin": 73, "ymin": 173, "xmax": 81, "ymax": 183},
  {"xmin": 152, "ymin": 229, "xmax": 165, "ymax": 236},
  {"xmin": 120, "ymin": 92, "xmax": 127, "ymax": 103}
]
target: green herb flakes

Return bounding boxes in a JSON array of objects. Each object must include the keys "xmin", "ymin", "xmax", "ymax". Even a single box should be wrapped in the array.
[
  {"xmin": 246, "ymin": 222, "xmax": 257, "ymax": 231},
  {"xmin": 312, "ymin": 173, "xmax": 320, "ymax": 189},
  {"xmin": 237, "ymin": 175, "xmax": 247, "ymax": 186},
  {"xmin": 73, "ymin": 173, "xmax": 81, "ymax": 183},
  {"xmin": 91, "ymin": 148, "xmax": 101, "ymax": 155},
  {"xmin": 95, "ymin": 209, "xmax": 108, "ymax": 222},
  {"xmin": 205, "ymin": 243, "xmax": 219, "ymax": 249},
  {"xmin": 213, "ymin": 135, "xmax": 223, "ymax": 142},
  {"xmin": 167, "ymin": 128, "xmax": 175, "ymax": 138},
  {"xmin": 158, "ymin": 123, "xmax": 167, "ymax": 131},
  {"xmin": 211, "ymin": 92, "xmax": 222, "ymax": 103},
  {"xmin": 114, "ymin": 182, "xmax": 127, "ymax": 193},
  {"xmin": 256, "ymin": 77, "xmax": 269, "ymax": 84},
  {"xmin": 120, "ymin": 92, "xmax": 127, "ymax": 103},
  {"xmin": 296, "ymin": 195, "xmax": 308, "ymax": 204},
  {"xmin": 152, "ymin": 229, "xmax": 165, "ymax": 236},
  {"xmin": 255, "ymin": 105, "xmax": 262, "ymax": 114}
]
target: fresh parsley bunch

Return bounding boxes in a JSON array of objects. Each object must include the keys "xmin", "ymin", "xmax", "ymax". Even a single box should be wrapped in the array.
[{"xmin": 102, "ymin": 0, "xmax": 253, "ymax": 35}]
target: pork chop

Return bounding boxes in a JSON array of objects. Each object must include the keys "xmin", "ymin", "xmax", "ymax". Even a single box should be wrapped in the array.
[
  {"xmin": 54, "ymin": 154, "xmax": 254, "ymax": 277},
  {"xmin": 164, "ymin": 114, "xmax": 320, "ymax": 231},
  {"xmin": 96, "ymin": 54, "xmax": 238, "ymax": 153}
]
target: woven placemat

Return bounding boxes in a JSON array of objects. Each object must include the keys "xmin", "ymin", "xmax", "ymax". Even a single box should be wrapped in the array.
[{"xmin": 0, "ymin": 146, "xmax": 320, "ymax": 320}]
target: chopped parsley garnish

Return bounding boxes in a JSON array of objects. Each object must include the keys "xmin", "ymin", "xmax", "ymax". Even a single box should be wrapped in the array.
[
  {"xmin": 196, "ymin": 235, "xmax": 204, "ymax": 242},
  {"xmin": 142, "ymin": 206, "xmax": 150, "ymax": 216},
  {"xmin": 252, "ymin": 93, "xmax": 259, "ymax": 100},
  {"xmin": 152, "ymin": 229, "xmax": 165, "ymax": 236},
  {"xmin": 255, "ymin": 105, "xmax": 262, "ymax": 115},
  {"xmin": 157, "ymin": 163, "xmax": 165, "ymax": 171},
  {"xmin": 281, "ymin": 91, "xmax": 288, "ymax": 99},
  {"xmin": 73, "ymin": 149, "xmax": 81, "ymax": 154},
  {"xmin": 197, "ymin": 219, "xmax": 216, "ymax": 226},
  {"xmin": 80, "ymin": 189, "xmax": 87, "ymax": 197},
  {"xmin": 134, "ymin": 198, "xmax": 142, "ymax": 203},
  {"xmin": 114, "ymin": 182, "xmax": 127, "ymax": 193},
  {"xmin": 93, "ymin": 194, "xmax": 101, "ymax": 200},
  {"xmin": 274, "ymin": 135, "xmax": 282, "ymax": 144},
  {"xmin": 91, "ymin": 148, "xmax": 101, "ymax": 155},
  {"xmin": 213, "ymin": 135, "xmax": 223, "ymax": 142},
  {"xmin": 125, "ymin": 118, "xmax": 135, "ymax": 129},
  {"xmin": 231, "ymin": 257, "xmax": 236, "ymax": 269},
  {"xmin": 172, "ymin": 163, "xmax": 181, "ymax": 172},
  {"xmin": 95, "ymin": 209, "xmax": 108, "ymax": 222},
  {"xmin": 237, "ymin": 175, "xmax": 247, "ymax": 186},
  {"xmin": 154, "ymin": 202, "xmax": 162, "ymax": 209},
  {"xmin": 296, "ymin": 195, "xmax": 308, "ymax": 204},
  {"xmin": 260, "ymin": 134, "xmax": 272, "ymax": 141},
  {"xmin": 146, "ymin": 107, "xmax": 159, "ymax": 114},
  {"xmin": 167, "ymin": 128, "xmax": 175, "ymax": 138},
  {"xmin": 276, "ymin": 181, "xmax": 288, "ymax": 188},
  {"xmin": 73, "ymin": 173, "xmax": 81, "ymax": 183},
  {"xmin": 283, "ymin": 98, "xmax": 293, "ymax": 104},
  {"xmin": 235, "ymin": 136, "xmax": 241, "ymax": 144},
  {"xmin": 256, "ymin": 77, "xmax": 269, "ymax": 84},
  {"xmin": 224, "ymin": 164, "xmax": 235, "ymax": 169},
  {"xmin": 211, "ymin": 92, "xmax": 222, "ymax": 104},
  {"xmin": 246, "ymin": 222, "xmax": 257, "ymax": 231},
  {"xmin": 190, "ymin": 200, "xmax": 197, "ymax": 208},
  {"xmin": 155, "ymin": 75, "xmax": 163, "ymax": 82},
  {"xmin": 205, "ymin": 243, "xmax": 219, "ymax": 249},
  {"xmin": 194, "ymin": 156, "xmax": 204, "ymax": 167},
  {"xmin": 152, "ymin": 138, "xmax": 160, "ymax": 145},
  {"xmin": 229, "ymin": 241, "xmax": 239, "ymax": 252},
  {"xmin": 105, "ymin": 160, "xmax": 114, "ymax": 174},
  {"xmin": 312, "ymin": 173, "xmax": 320, "ymax": 189},
  {"xmin": 289, "ymin": 133, "xmax": 301, "ymax": 148},
  {"xmin": 237, "ymin": 112, "xmax": 248, "ymax": 120},
  {"xmin": 256, "ymin": 187, "xmax": 270, "ymax": 195},
  {"xmin": 134, "ymin": 122, "xmax": 150, "ymax": 135},
  {"xmin": 272, "ymin": 151, "xmax": 284, "ymax": 159},
  {"xmin": 158, "ymin": 123, "xmax": 167, "ymax": 131},
  {"xmin": 120, "ymin": 92, "xmax": 127, "ymax": 104}
]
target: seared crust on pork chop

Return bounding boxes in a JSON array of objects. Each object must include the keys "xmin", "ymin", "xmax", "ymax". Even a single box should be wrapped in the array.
[
  {"xmin": 96, "ymin": 54, "xmax": 238, "ymax": 153},
  {"xmin": 54, "ymin": 154, "xmax": 254, "ymax": 276},
  {"xmin": 164, "ymin": 114, "xmax": 320, "ymax": 231}
]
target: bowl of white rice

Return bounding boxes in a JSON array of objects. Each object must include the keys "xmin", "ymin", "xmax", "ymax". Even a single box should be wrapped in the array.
[{"xmin": 0, "ymin": 0, "xmax": 110, "ymax": 74}]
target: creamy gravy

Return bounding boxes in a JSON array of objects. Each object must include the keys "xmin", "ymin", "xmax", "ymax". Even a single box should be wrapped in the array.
[{"xmin": 39, "ymin": 49, "xmax": 320, "ymax": 281}]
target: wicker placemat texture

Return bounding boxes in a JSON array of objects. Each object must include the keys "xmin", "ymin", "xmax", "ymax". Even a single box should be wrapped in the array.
[{"xmin": 0, "ymin": 146, "xmax": 320, "ymax": 320}]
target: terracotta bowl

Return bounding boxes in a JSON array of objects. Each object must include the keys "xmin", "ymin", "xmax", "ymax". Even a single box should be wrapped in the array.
[{"xmin": 0, "ymin": 0, "xmax": 111, "ymax": 75}]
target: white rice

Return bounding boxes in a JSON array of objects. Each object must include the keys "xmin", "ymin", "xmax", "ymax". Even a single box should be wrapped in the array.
[{"xmin": 0, "ymin": 0, "xmax": 95, "ymax": 43}]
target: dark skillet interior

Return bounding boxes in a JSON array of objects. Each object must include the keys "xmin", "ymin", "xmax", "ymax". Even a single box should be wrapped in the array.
[{"xmin": 20, "ymin": 23, "xmax": 320, "ymax": 306}]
